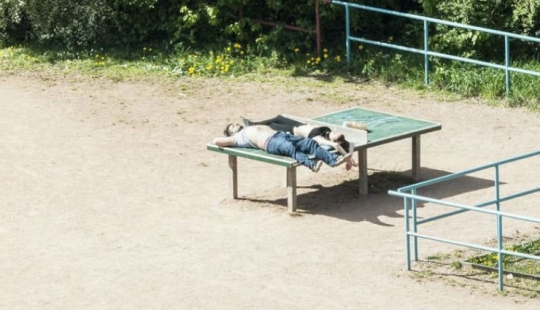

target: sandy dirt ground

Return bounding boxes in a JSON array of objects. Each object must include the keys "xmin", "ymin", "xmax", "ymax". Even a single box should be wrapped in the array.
[{"xmin": 1, "ymin": 73, "xmax": 540, "ymax": 309}]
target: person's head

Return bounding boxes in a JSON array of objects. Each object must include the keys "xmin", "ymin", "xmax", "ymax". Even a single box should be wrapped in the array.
[
  {"xmin": 327, "ymin": 131, "xmax": 351, "ymax": 151},
  {"xmin": 327, "ymin": 131, "xmax": 344, "ymax": 143},
  {"xmin": 223, "ymin": 123, "xmax": 244, "ymax": 136}
]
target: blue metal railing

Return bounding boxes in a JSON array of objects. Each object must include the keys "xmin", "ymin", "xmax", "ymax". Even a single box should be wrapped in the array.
[
  {"xmin": 331, "ymin": 1, "xmax": 540, "ymax": 96},
  {"xmin": 388, "ymin": 149, "xmax": 540, "ymax": 291}
]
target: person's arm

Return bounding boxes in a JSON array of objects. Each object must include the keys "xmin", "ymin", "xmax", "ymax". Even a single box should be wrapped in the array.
[
  {"xmin": 314, "ymin": 136, "xmax": 357, "ymax": 170},
  {"xmin": 212, "ymin": 136, "xmax": 236, "ymax": 147},
  {"xmin": 345, "ymin": 143, "xmax": 358, "ymax": 170},
  {"xmin": 312, "ymin": 136, "xmax": 348, "ymax": 155}
]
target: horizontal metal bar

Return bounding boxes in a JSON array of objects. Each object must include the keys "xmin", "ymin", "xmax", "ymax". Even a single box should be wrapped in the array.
[
  {"xmin": 349, "ymin": 37, "xmax": 540, "ymax": 80},
  {"xmin": 428, "ymin": 51, "xmax": 540, "ymax": 76},
  {"xmin": 350, "ymin": 37, "xmax": 540, "ymax": 77},
  {"xmin": 349, "ymin": 37, "xmax": 423, "ymax": 54},
  {"xmin": 413, "ymin": 186, "xmax": 540, "ymax": 225},
  {"xmin": 391, "ymin": 191, "xmax": 540, "ymax": 224},
  {"xmin": 250, "ymin": 19, "xmax": 316, "ymax": 34},
  {"xmin": 409, "ymin": 232, "xmax": 497, "ymax": 252},
  {"xmin": 416, "ymin": 202, "xmax": 487, "ymax": 225},
  {"xmin": 333, "ymin": 0, "xmax": 540, "ymax": 43},
  {"xmin": 409, "ymin": 232, "xmax": 540, "ymax": 261},
  {"xmin": 396, "ymin": 149, "xmax": 540, "ymax": 192}
]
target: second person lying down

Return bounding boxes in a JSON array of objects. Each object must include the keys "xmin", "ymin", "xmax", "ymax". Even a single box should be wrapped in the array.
[{"xmin": 241, "ymin": 114, "xmax": 358, "ymax": 170}]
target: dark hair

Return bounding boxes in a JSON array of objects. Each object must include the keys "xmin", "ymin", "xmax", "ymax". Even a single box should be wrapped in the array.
[
  {"xmin": 324, "ymin": 130, "xmax": 350, "ymax": 151},
  {"xmin": 223, "ymin": 123, "xmax": 233, "ymax": 136},
  {"xmin": 323, "ymin": 130, "xmax": 331, "ymax": 140},
  {"xmin": 340, "ymin": 139, "xmax": 351, "ymax": 152}
]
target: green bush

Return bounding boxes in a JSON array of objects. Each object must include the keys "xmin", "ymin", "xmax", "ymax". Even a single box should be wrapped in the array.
[
  {"xmin": 420, "ymin": 0, "xmax": 540, "ymax": 59},
  {"xmin": 0, "ymin": 0, "xmax": 419, "ymax": 53}
]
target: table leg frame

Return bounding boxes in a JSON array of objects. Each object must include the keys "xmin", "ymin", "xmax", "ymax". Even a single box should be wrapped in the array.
[
  {"xmin": 286, "ymin": 167, "xmax": 297, "ymax": 213},
  {"xmin": 228, "ymin": 155, "xmax": 238, "ymax": 199},
  {"xmin": 412, "ymin": 135, "xmax": 421, "ymax": 181},
  {"xmin": 228, "ymin": 136, "xmax": 421, "ymax": 210},
  {"xmin": 228, "ymin": 155, "xmax": 298, "ymax": 213},
  {"xmin": 358, "ymin": 149, "xmax": 368, "ymax": 195}
]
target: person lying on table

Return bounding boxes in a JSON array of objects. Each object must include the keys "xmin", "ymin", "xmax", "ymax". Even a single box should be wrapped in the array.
[
  {"xmin": 240, "ymin": 115, "xmax": 358, "ymax": 170},
  {"xmin": 212, "ymin": 123, "xmax": 351, "ymax": 173}
]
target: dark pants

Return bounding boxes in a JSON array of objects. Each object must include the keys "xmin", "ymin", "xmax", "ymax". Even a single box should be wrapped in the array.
[
  {"xmin": 266, "ymin": 132, "xmax": 338, "ymax": 170},
  {"xmin": 252, "ymin": 115, "xmax": 304, "ymax": 133}
]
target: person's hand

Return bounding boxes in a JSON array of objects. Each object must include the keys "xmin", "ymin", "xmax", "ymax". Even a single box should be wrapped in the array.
[{"xmin": 345, "ymin": 157, "xmax": 357, "ymax": 171}]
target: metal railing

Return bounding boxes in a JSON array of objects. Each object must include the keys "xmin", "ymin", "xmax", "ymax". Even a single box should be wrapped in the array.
[
  {"xmin": 388, "ymin": 149, "xmax": 540, "ymax": 291},
  {"xmin": 331, "ymin": 1, "xmax": 540, "ymax": 96}
]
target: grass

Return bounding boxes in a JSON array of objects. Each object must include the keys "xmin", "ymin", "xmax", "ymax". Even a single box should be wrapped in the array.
[
  {"xmin": 410, "ymin": 236, "xmax": 540, "ymax": 299},
  {"xmin": 0, "ymin": 44, "xmax": 345, "ymax": 81},
  {"xmin": 2, "ymin": 42, "xmax": 540, "ymax": 111},
  {"xmin": 466, "ymin": 239, "xmax": 540, "ymax": 279}
]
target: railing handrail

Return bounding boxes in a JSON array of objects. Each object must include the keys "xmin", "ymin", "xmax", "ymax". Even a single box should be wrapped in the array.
[
  {"xmin": 388, "ymin": 190, "xmax": 540, "ymax": 225},
  {"xmin": 396, "ymin": 149, "xmax": 540, "ymax": 192},
  {"xmin": 331, "ymin": 1, "xmax": 540, "ymax": 42},
  {"xmin": 387, "ymin": 149, "xmax": 540, "ymax": 291},
  {"xmin": 330, "ymin": 1, "xmax": 540, "ymax": 96}
]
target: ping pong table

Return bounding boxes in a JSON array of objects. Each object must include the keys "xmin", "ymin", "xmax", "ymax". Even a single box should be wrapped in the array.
[
  {"xmin": 313, "ymin": 107, "xmax": 441, "ymax": 195},
  {"xmin": 207, "ymin": 107, "xmax": 441, "ymax": 212}
]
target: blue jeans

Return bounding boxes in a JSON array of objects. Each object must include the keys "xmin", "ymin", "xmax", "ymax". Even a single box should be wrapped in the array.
[{"xmin": 266, "ymin": 132, "xmax": 338, "ymax": 170}]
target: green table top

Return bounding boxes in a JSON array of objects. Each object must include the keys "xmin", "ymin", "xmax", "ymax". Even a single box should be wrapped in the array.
[
  {"xmin": 206, "ymin": 143, "xmax": 300, "ymax": 168},
  {"xmin": 313, "ymin": 107, "xmax": 441, "ymax": 148},
  {"xmin": 208, "ymin": 107, "xmax": 441, "ymax": 165}
]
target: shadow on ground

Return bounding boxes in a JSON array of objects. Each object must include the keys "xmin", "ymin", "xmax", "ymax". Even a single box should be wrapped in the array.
[{"xmin": 227, "ymin": 167, "xmax": 498, "ymax": 224}]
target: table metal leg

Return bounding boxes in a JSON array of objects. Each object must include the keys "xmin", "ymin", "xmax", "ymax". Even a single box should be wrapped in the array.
[
  {"xmin": 412, "ymin": 135, "xmax": 421, "ymax": 181},
  {"xmin": 358, "ymin": 149, "xmax": 368, "ymax": 195},
  {"xmin": 228, "ymin": 155, "xmax": 238, "ymax": 199},
  {"xmin": 286, "ymin": 167, "xmax": 297, "ymax": 213}
]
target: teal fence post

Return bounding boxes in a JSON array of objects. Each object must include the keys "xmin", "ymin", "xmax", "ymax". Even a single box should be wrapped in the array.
[
  {"xmin": 404, "ymin": 195, "xmax": 411, "ymax": 270},
  {"xmin": 330, "ymin": 1, "xmax": 540, "ymax": 96},
  {"xmin": 388, "ymin": 149, "xmax": 540, "ymax": 291},
  {"xmin": 345, "ymin": 5, "xmax": 351, "ymax": 70},
  {"xmin": 424, "ymin": 20, "xmax": 429, "ymax": 85},
  {"xmin": 505, "ymin": 36, "xmax": 511, "ymax": 97}
]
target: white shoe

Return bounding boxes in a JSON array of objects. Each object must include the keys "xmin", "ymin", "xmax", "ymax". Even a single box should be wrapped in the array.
[{"xmin": 312, "ymin": 161, "xmax": 323, "ymax": 173}]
